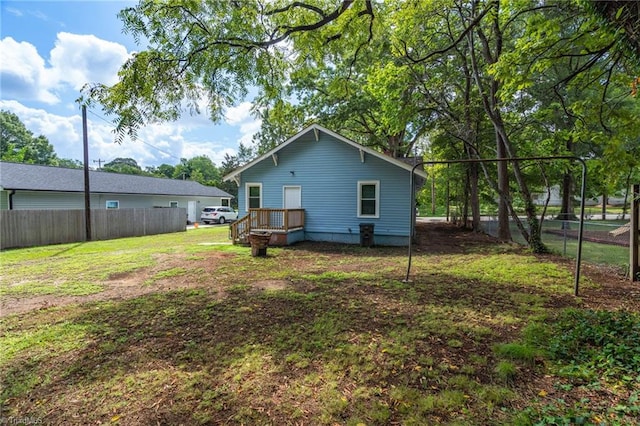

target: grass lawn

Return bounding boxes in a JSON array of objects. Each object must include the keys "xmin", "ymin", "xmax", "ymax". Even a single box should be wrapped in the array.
[
  {"xmin": 1, "ymin": 225, "xmax": 638, "ymax": 425},
  {"xmin": 483, "ymin": 219, "xmax": 630, "ymax": 272}
]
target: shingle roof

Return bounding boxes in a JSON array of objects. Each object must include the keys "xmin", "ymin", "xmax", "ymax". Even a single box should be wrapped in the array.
[{"xmin": 0, "ymin": 162, "xmax": 233, "ymax": 198}]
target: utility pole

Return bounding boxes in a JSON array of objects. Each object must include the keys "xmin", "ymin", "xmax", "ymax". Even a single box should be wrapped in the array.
[
  {"xmin": 93, "ymin": 158, "xmax": 105, "ymax": 169},
  {"xmin": 82, "ymin": 105, "xmax": 92, "ymax": 241}
]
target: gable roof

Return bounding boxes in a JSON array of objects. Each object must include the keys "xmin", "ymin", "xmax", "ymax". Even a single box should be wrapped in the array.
[
  {"xmin": 0, "ymin": 162, "xmax": 233, "ymax": 198},
  {"xmin": 223, "ymin": 124, "xmax": 428, "ymax": 181}
]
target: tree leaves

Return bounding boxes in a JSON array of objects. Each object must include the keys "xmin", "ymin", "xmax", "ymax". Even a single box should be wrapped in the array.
[{"xmin": 0, "ymin": 110, "xmax": 59, "ymax": 165}]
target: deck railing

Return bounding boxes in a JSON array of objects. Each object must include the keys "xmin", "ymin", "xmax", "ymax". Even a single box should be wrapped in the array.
[{"xmin": 230, "ymin": 208, "xmax": 305, "ymax": 244}]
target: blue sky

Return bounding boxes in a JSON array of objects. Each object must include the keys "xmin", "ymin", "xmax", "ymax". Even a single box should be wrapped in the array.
[{"xmin": 1, "ymin": 1, "xmax": 260, "ymax": 168}]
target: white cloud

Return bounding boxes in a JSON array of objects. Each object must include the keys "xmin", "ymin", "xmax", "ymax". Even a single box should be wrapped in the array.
[
  {"xmin": 0, "ymin": 33, "xmax": 129, "ymax": 104},
  {"xmin": 224, "ymin": 102, "xmax": 254, "ymax": 125},
  {"xmin": 0, "ymin": 99, "xmax": 82, "ymax": 157},
  {"xmin": 0, "ymin": 100, "xmax": 242, "ymax": 168},
  {"xmin": 238, "ymin": 119, "xmax": 262, "ymax": 148},
  {"xmin": 5, "ymin": 7, "xmax": 23, "ymax": 17},
  {"xmin": 0, "ymin": 37, "xmax": 58, "ymax": 103},
  {"xmin": 1, "ymin": 29, "xmax": 248, "ymax": 168},
  {"xmin": 49, "ymin": 32, "xmax": 129, "ymax": 90},
  {"xmin": 224, "ymin": 101, "xmax": 261, "ymax": 148}
]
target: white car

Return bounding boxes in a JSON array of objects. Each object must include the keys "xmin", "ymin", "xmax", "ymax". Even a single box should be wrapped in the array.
[{"xmin": 200, "ymin": 206, "xmax": 238, "ymax": 224}]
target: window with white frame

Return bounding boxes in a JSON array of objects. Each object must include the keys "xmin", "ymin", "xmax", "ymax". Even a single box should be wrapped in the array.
[
  {"xmin": 106, "ymin": 200, "xmax": 119, "ymax": 209},
  {"xmin": 246, "ymin": 183, "xmax": 262, "ymax": 209},
  {"xmin": 170, "ymin": 201, "xmax": 179, "ymax": 208},
  {"xmin": 221, "ymin": 198, "xmax": 230, "ymax": 207},
  {"xmin": 357, "ymin": 181, "xmax": 379, "ymax": 218}
]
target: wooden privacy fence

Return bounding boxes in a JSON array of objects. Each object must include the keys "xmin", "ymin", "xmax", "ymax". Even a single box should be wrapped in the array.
[{"xmin": 0, "ymin": 208, "xmax": 186, "ymax": 249}]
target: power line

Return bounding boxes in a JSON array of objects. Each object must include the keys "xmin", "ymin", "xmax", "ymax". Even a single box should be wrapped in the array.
[{"xmin": 85, "ymin": 108, "xmax": 182, "ymax": 162}]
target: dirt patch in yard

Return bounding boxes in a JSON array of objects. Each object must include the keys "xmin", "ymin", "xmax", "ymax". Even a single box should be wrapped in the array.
[
  {"xmin": 1, "ymin": 222, "xmax": 634, "ymax": 317},
  {"xmin": 0, "ymin": 251, "xmax": 234, "ymax": 317},
  {"xmin": 2, "ymin": 222, "xmax": 638, "ymax": 425},
  {"xmin": 250, "ymin": 279, "xmax": 290, "ymax": 291}
]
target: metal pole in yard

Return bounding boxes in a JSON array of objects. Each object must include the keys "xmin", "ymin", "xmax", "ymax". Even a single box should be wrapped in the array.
[
  {"xmin": 631, "ymin": 184, "xmax": 639, "ymax": 281},
  {"xmin": 574, "ymin": 159, "xmax": 587, "ymax": 296},
  {"xmin": 82, "ymin": 105, "xmax": 92, "ymax": 241},
  {"xmin": 405, "ymin": 156, "xmax": 587, "ymax": 296}
]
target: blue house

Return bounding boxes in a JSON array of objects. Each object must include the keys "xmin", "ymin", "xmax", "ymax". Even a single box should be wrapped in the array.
[{"xmin": 224, "ymin": 124, "xmax": 427, "ymax": 246}]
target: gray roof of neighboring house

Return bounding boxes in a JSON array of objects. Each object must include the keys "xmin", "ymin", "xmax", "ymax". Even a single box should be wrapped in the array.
[{"xmin": 0, "ymin": 162, "xmax": 233, "ymax": 198}]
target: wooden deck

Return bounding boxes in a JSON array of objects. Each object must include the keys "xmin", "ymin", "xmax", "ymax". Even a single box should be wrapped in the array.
[{"xmin": 230, "ymin": 209, "xmax": 305, "ymax": 245}]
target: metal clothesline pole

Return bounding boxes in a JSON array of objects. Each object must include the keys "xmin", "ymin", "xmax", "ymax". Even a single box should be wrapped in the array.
[{"xmin": 405, "ymin": 156, "xmax": 587, "ymax": 297}]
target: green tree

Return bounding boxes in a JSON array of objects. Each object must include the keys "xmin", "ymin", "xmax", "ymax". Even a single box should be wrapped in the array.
[
  {"xmin": 86, "ymin": 0, "xmax": 639, "ymax": 252},
  {"xmin": 147, "ymin": 163, "xmax": 176, "ymax": 178},
  {"xmin": 492, "ymin": 0, "xmax": 639, "ymax": 225},
  {"xmin": 55, "ymin": 158, "xmax": 83, "ymax": 169},
  {"xmin": 170, "ymin": 155, "xmax": 221, "ymax": 186},
  {"xmin": 184, "ymin": 155, "xmax": 221, "ymax": 186},
  {"xmin": 0, "ymin": 110, "xmax": 59, "ymax": 165},
  {"xmin": 219, "ymin": 153, "xmax": 240, "ymax": 206},
  {"xmin": 81, "ymin": 0, "xmax": 374, "ymax": 142},
  {"xmin": 102, "ymin": 157, "xmax": 147, "ymax": 175},
  {"xmin": 588, "ymin": 0, "xmax": 640, "ymax": 58}
]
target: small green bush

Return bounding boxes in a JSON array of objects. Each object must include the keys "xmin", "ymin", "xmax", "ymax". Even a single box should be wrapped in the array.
[{"xmin": 547, "ymin": 309, "xmax": 640, "ymax": 385}]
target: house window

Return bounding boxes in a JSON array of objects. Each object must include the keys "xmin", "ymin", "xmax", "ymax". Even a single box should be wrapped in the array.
[
  {"xmin": 246, "ymin": 183, "xmax": 262, "ymax": 209},
  {"xmin": 106, "ymin": 200, "xmax": 119, "ymax": 209},
  {"xmin": 358, "ymin": 181, "xmax": 379, "ymax": 218},
  {"xmin": 221, "ymin": 198, "xmax": 230, "ymax": 207},
  {"xmin": 170, "ymin": 201, "xmax": 179, "ymax": 208}
]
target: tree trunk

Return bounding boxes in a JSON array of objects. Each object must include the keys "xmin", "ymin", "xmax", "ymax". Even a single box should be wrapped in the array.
[
  {"xmin": 557, "ymin": 138, "xmax": 576, "ymax": 221},
  {"xmin": 431, "ymin": 174, "xmax": 436, "ymax": 215},
  {"xmin": 621, "ymin": 169, "xmax": 632, "ymax": 220},
  {"xmin": 496, "ymin": 132, "xmax": 512, "ymax": 240},
  {"xmin": 468, "ymin": 1, "xmax": 546, "ymax": 252},
  {"xmin": 469, "ymin": 161, "xmax": 481, "ymax": 231},
  {"xmin": 462, "ymin": 170, "xmax": 470, "ymax": 228},
  {"xmin": 601, "ymin": 192, "xmax": 608, "ymax": 220},
  {"xmin": 557, "ymin": 171, "xmax": 577, "ymax": 221}
]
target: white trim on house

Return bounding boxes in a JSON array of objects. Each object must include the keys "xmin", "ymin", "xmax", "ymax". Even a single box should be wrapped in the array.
[
  {"xmin": 357, "ymin": 180, "xmax": 379, "ymax": 218},
  {"xmin": 246, "ymin": 182, "xmax": 262, "ymax": 210}
]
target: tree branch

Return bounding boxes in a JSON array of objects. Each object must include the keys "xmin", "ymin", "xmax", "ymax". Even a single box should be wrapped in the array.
[{"xmin": 403, "ymin": 2, "xmax": 494, "ymax": 64}]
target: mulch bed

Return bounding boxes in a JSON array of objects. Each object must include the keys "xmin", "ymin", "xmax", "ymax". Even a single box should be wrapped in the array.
[{"xmin": 544, "ymin": 228, "xmax": 630, "ymax": 247}]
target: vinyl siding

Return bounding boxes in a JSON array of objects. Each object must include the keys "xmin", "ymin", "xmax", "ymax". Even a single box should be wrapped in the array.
[
  {"xmin": 0, "ymin": 190, "xmax": 8, "ymax": 210},
  {"xmin": 8, "ymin": 190, "xmax": 225, "ymax": 220},
  {"xmin": 237, "ymin": 132, "xmax": 414, "ymax": 244}
]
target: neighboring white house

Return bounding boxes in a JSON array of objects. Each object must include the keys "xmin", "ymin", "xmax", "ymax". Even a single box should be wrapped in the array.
[
  {"xmin": 531, "ymin": 185, "xmax": 628, "ymax": 207},
  {"xmin": 0, "ymin": 162, "xmax": 233, "ymax": 223}
]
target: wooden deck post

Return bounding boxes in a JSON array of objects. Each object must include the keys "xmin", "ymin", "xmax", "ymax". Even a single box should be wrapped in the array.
[{"xmin": 631, "ymin": 184, "xmax": 639, "ymax": 281}]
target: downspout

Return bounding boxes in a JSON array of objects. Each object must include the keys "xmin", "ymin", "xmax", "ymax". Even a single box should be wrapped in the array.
[{"xmin": 8, "ymin": 189, "xmax": 15, "ymax": 210}]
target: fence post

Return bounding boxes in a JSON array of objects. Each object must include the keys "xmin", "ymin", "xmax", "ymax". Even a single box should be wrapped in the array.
[{"xmin": 631, "ymin": 184, "xmax": 639, "ymax": 282}]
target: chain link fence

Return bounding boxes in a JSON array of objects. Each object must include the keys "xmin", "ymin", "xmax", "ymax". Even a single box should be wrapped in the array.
[{"xmin": 482, "ymin": 217, "xmax": 630, "ymax": 274}]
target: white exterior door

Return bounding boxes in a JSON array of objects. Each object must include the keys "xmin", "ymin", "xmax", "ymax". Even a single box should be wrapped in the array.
[
  {"xmin": 283, "ymin": 186, "xmax": 301, "ymax": 209},
  {"xmin": 188, "ymin": 201, "xmax": 197, "ymax": 223}
]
